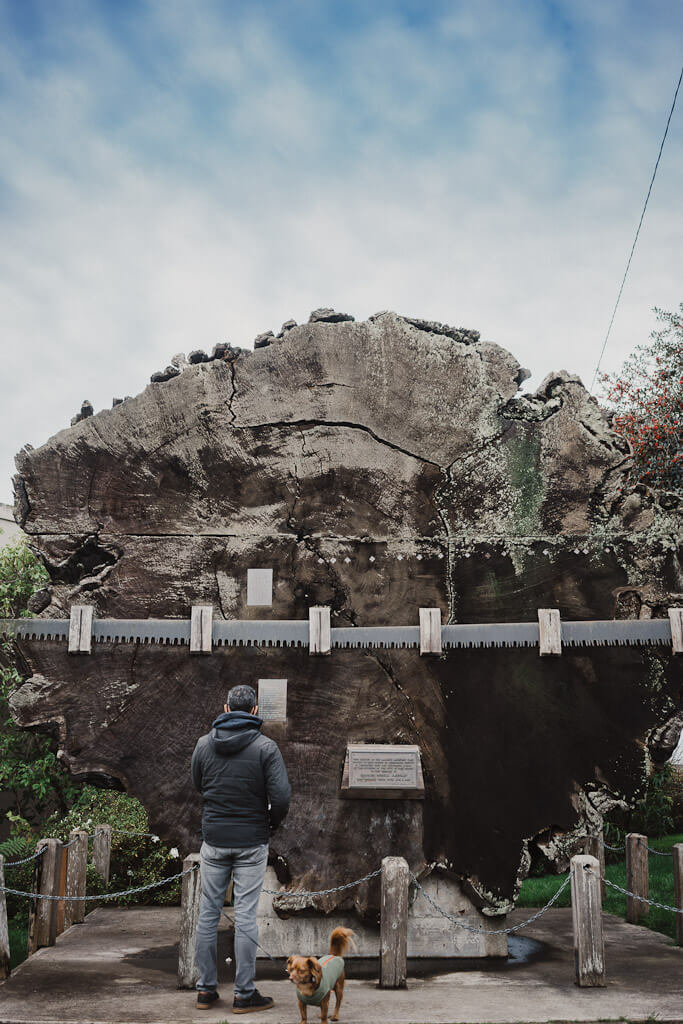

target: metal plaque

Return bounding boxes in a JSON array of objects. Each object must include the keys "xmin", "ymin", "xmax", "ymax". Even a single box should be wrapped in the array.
[
  {"xmin": 247, "ymin": 568, "xmax": 273, "ymax": 607},
  {"xmin": 348, "ymin": 744, "xmax": 419, "ymax": 789},
  {"xmin": 258, "ymin": 679, "xmax": 287, "ymax": 722}
]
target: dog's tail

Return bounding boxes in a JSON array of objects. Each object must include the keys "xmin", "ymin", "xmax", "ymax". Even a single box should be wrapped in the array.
[{"xmin": 329, "ymin": 927, "xmax": 357, "ymax": 957}]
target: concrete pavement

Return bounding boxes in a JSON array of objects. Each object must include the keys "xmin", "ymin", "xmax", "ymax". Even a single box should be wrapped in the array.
[{"xmin": 0, "ymin": 905, "xmax": 681, "ymax": 1023}]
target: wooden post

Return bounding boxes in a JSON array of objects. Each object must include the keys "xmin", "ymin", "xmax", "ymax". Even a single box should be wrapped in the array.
[
  {"xmin": 570, "ymin": 854, "xmax": 606, "ymax": 987},
  {"xmin": 27, "ymin": 839, "xmax": 63, "ymax": 954},
  {"xmin": 178, "ymin": 853, "xmax": 202, "ymax": 989},
  {"xmin": 92, "ymin": 825, "xmax": 112, "ymax": 885},
  {"xmin": 0, "ymin": 854, "xmax": 10, "ymax": 979},
  {"xmin": 419, "ymin": 608, "xmax": 442, "ymax": 655},
  {"xmin": 190, "ymin": 605, "xmax": 213, "ymax": 654},
  {"xmin": 672, "ymin": 843, "xmax": 683, "ymax": 946},
  {"xmin": 625, "ymin": 833, "xmax": 649, "ymax": 924},
  {"xmin": 669, "ymin": 608, "xmax": 683, "ymax": 655},
  {"xmin": 538, "ymin": 608, "xmax": 561, "ymax": 656},
  {"xmin": 309, "ymin": 606, "xmax": 331, "ymax": 655},
  {"xmin": 68, "ymin": 604, "xmax": 94, "ymax": 653},
  {"xmin": 64, "ymin": 830, "xmax": 89, "ymax": 928},
  {"xmin": 379, "ymin": 856, "xmax": 409, "ymax": 989},
  {"xmin": 56, "ymin": 844, "xmax": 68, "ymax": 935}
]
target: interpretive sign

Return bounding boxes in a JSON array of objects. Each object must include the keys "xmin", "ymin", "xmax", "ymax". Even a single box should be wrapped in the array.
[
  {"xmin": 349, "ymin": 744, "xmax": 419, "ymax": 788},
  {"xmin": 340, "ymin": 744, "xmax": 424, "ymax": 799},
  {"xmin": 258, "ymin": 679, "xmax": 287, "ymax": 722},
  {"xmin": 247, "ymin": 568, "xmax": 273, "ymax": 606}
]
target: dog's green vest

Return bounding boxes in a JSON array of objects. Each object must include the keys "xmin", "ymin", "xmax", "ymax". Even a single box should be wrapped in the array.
[{"xmin": 296, "ymin": 955, "xmax": 345, "ymax": 1006}]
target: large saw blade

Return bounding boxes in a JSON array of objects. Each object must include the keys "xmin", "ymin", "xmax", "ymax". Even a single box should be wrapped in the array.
[
  {"xmin": 213, "ymin": 619, "xmax": 309, "ymax": 647},
  {"xmin": 562, "ymin": 618, "xmax": 671, "ymax": 647},
  {"xmin": 0, "ymin": 615, "xmax": 675, "ymax": 649},
  {"xmin": 443, "ymin": 623, "xmax": 539, "ymax": 648},
  {"xmin": 0, "ymin": 618, "xmax": 70, "ymax": 641},
  {"xmin": 332, "ymin": 626, "xmax": 420, "ymax": 649}
]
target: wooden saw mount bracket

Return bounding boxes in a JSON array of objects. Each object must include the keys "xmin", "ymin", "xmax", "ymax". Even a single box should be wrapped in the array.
[{"xmin": 7, "ymin": 309, "xmax": 682, "ymax": 915}]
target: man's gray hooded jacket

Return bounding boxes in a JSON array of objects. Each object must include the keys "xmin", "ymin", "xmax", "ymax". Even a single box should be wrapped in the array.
[{"xmin": 191, "ymin": 711, "xmax": 291, "ymax": 848}]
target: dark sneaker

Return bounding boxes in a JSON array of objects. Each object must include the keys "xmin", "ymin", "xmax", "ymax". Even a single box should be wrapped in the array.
[
  {"xmin": 232, "ymin": 988, "xmax": 275, "ymax": 1014},
  {"xmin": 196, "ymin": 989, "xmax": 219, "ymax": 1010}
]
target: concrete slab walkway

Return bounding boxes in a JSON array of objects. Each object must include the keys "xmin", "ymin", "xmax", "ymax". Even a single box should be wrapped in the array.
[{"xmin": 0, "ymin": 905, "xmax": 681, "ymax": 1024}]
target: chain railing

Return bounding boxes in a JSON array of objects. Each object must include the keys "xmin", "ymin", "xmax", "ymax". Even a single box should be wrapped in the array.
[
  {"xmin": 3, "ymin": 826, "xmax": 161, "ymax": 868},
  {"xmin": 0, "ymin": 865, "xmax": 197, "ymax": 902},
  {"xmin": 600, "ymin": 838, "xmax": 624, "ymax": 852},
  {"xmin": 262, "ymin": 867, "xmax": 382, "ymax": 898},
  {"xmin": 638, "ymin": 839, "xmax": 673, "ymax": 857},
  {"xmin": 108, "ymin": 827, "xmax": 160, "ymax": 839},
  {"xmin": 583, "ymin": 865, "xmax": 683, "ymax": 914},
  {"xmin": 2, "ymin": 846, "xmax": 47, "ymax": 867},
  {"xmin": 409, "ymin": 869, "xmax": 573, "ymax": 935},
  {"xmin": 599, "ymin": 835, "xmax": 674, "ymax": 857}
]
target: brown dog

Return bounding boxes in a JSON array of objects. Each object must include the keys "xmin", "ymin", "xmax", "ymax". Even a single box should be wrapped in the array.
[{"xmin": 286, "ymin": 926, "xmax": 356, "ymax": 1023}]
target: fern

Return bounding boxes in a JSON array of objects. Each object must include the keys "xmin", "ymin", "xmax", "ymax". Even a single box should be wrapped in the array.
[{"xmin": 0, "ymin": 836, "xmax": 33, "ymax": 860}]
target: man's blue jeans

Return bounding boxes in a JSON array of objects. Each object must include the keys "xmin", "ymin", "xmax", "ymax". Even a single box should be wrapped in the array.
[{"xmin": 194, "ymin": 840, "xmax": 269, "ymax": 999}]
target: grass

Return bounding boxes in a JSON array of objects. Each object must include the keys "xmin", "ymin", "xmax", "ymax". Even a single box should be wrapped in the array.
[
  {"xmin": 8, "ymin": 914, "xmax": 28, "ymax": 970},
  {"xmin": 518, "ymin": 833, "xmax": 683, "ymax": 944}
]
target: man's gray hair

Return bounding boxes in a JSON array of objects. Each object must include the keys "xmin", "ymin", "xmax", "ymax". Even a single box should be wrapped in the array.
[{"xmin": 227, "ymin": 684, "xmax": 257, "ymax": 712}]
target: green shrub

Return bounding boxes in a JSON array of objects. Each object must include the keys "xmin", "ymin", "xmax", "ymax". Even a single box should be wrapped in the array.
[
  {"xmin": 0, "ymin": 540, "xmax": 79, "ymax": 820},
  {"xmin": 604, "ymin": 764, "xmax": 675, "ymax": 858},
  {"xmin": 44, "ymin": 788, "xmax": 184, "ymax": 907}
]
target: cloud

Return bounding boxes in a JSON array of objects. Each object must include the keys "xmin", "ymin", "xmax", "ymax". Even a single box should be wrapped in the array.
[{"xmin": 0, "ymin": 0, "xmax": 681, "ymax": 503}]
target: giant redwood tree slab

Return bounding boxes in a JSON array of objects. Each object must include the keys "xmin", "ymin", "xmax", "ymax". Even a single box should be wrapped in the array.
[{"xmin": 9, "ymin": 310, "xmax": 682, "ymax": 915}]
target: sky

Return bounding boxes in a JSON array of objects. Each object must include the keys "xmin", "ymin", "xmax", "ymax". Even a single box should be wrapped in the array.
[{"xmin": 0, "ymin": 0, "xmax": 682, "ymax": 505}]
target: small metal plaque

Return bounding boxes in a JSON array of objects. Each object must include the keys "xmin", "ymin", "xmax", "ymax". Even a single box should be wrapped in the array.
[
  {"xmin": 247, "ymin": 568, "xmax": 273, "ymax": 607},
  {"xmin": 258, "ymin": 679, "xmax": 287, "ymax": 722},
  {"xmin": 348, "ymin": 744, "xmax": 419, "ymax": 789}
]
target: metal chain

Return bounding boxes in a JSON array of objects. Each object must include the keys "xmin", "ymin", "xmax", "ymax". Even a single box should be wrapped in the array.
[
  {"xmin": 600, "ymin": 838, "xmax": 624, "ymax": 852},
  {"xmin": 409, "ymin": 870, "xmax": 573, "ymax": 935},
  {"xmin": 583, "ymin": 866, "xmax": 683, "ymax": 914},
  {"xmin": 3, "ymin": 826, "xmax": 165, "ymax": 868},
  {"xmin": 262, "ymin": 867, "xmax": 382, "ymax": 898},
  {"xmin": 0, "ymin": 865, "xmax": 197, "ymax": 901},
  {"xmin": 601, "ymin": 836, "xmax": 674, "ymax": 858},
  {"xmin": 108, "ymin": 827, "xmax": 160, "ymax": 838},
  {"xmin": 637, "ymin": 839, "xmax": 673, "ymax": 857},
  {"xmin": 5, "ymin": 831, "xmax": 111, "ymax": 865},
  {"xmin": 2, "ymin": 846, "xmax": 47, "ymax": 867}
]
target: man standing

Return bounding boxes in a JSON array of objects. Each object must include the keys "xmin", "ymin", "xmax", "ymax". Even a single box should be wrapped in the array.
[{"xmin": 191, "ymin": 684, "xmax": 291, "ymax": 1013}]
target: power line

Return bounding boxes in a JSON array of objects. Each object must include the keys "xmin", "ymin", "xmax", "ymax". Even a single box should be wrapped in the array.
[{"xmin": 591, "ymin": 62, "xmax": 683, "ymax": 393}]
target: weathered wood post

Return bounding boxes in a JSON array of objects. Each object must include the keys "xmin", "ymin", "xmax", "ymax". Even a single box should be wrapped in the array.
[
  {"xmin": 64, "ymin": 830, "xmax": 89, "ymax": 928},
  {"xmin": 584, "ymin": 823, "xmax": 605, "ymax": 901},
  {"xmin": 27, "ymin": 838, "xmax": 63, "ymax": 954},
  {"xmin": 56, "ymin": 844, "xmax": 68, "ymax": 936},
  {"xmin": 419, "ymin": 608, "xmax": 442, "ymax": 655},
  {"xmin": 309, "ymin": 606, "xmax": 331, "ymax": 655},
  {"xmin": 673, "ymin": 843, "xmax": 683, "ymax": 946},
  {"xmin": 538, "ymin": 608, "xmax": 562, "ymax": 656},
  {"xmin": 570, "ymin": 854, "xmax": 606, "ymax": 987},
  {"xmin": 92, "ymin": 825, "xmax": 112, "ymax": 885},
  {"xmin": 68, "ymin": 604, "xmax": 94, "ymax": 654},
  {"xmin": 0, "ymin": 854, "xmax": 10, "ymax": 979},
  {"xmin": 178, "ymin": 853, "xmax": 202, "ymax": 989},
  {"xmin": 190, "ymin": 605, "xmax": 213, "ymax": 654},
  {"xmin": 625, "ymin": 833, "xmax": 649, "ymax": 924},
  {"xmin": 379, "ymin": 856, "xmax": 409, "ymax": 989}
]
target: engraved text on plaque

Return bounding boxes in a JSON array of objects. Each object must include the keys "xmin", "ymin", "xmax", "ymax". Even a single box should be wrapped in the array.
[
  {"xmin": 348, "ymin": 744, "xmax": 419, "ymax": 789},
  {"xmin": 258, "ymin": 679, "xmax": 287, "ymax": 722}
]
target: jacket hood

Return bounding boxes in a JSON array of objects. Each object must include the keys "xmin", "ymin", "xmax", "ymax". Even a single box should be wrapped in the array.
[{"xmin": 210, "ymin": 711, "xmax": 263, "ymax": 756}]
